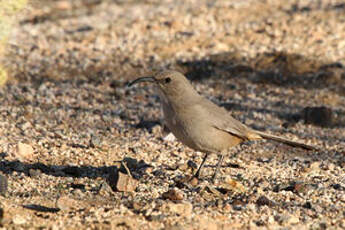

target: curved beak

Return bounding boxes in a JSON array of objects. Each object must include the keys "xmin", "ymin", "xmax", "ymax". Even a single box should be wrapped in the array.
[{"xmin": 127, "ymin": 76, "xmax": 156, "ymax": 87}]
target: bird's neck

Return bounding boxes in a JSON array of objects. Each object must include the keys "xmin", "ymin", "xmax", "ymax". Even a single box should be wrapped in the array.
[{"xmin": 158, "ymin": 87, "xmax": 201, "ymax": 110}]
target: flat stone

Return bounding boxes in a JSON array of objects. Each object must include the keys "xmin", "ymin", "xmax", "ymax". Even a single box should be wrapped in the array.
[
  {"xmin": 16, "ymin": 142, "xmax": 34, "ymax": 160},
  {"xmin": 162, "ymin": 188, "xmax": 184, "ymax": 201},
  {"xmin": 165, "ymin": 202, "xmax": 193, "ymax": 217},
  {"xmin": 108, "ymin": 170, "xmax": 138, "ymax": 192}
]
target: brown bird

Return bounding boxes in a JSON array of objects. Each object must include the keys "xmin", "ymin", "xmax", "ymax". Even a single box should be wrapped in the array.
[{"xmin": 128, "ymin": 70, "xmax": 316, "ymax": 182}]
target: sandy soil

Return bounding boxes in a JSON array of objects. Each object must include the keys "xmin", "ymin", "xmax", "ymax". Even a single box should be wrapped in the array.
[{"xmin": 0, "ymin": 0, "xmax": 344, "ymax": 229}]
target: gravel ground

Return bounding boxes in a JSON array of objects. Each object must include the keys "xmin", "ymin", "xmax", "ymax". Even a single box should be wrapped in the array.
[{"xmin": 0, "ymin": 0, "xmax": 344, "ymax": 229}]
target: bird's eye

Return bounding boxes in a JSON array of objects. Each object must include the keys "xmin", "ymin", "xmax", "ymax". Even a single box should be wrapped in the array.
[{"xmin": 165, "ymin": 77, "xmax": 171, "ymax": 83}]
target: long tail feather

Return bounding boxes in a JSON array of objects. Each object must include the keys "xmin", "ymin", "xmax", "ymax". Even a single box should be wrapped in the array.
[{"xmin": 253, "ymin": 130, "xmax": 316, "ymax": 150}]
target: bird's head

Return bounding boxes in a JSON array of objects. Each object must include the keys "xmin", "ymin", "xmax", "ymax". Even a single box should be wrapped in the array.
[{"xmin": 128, "ymin": 70, "xmax": 196, "ymax": 99}]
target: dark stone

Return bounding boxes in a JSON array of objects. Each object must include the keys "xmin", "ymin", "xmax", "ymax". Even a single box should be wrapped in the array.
[
  {"xmin": 302, "ymin": 106, "xmax": 333, "ymax": 127},
  {"xmin": 303, "ymin": 201, "xmax": 312, "ymax": 209},
  {"xmin": 331, "ymin": 183, "xmax": 344, "ymax": 191},
  {"xmin": 187, "ymin": 160, "xmax": 197, "ymax": 169},
  {"xmin": 0, "ymin": 173, "xmax": 8, "ymax": 195},
  {"xmin": 152, "ymin": 169, "xmax": 165, "ymax": 177},
  {"xmin": 257, "ymin": 157, "xmax": 272, "ymax": 163},
  {"xmin": 256, "ymin": 195, "xmax": 275, "ymax": 207},
  {"xmin": 232, "ymin": 199, "xmax": 246, "ymax": 211}
]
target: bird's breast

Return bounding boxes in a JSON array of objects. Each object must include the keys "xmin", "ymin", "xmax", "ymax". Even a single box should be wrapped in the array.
[{"xmin": 161, "ymin": 100, "xmax": 200, "ymax": 150}]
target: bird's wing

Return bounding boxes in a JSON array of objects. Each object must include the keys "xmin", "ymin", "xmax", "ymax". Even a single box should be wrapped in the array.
[
  {"xmin": 193, "ymin": 97, "xmax": 316, "ymax": 150},
  {"xmin": 198, "ymin": 98, "xmax": 261, "ymax": 140}
]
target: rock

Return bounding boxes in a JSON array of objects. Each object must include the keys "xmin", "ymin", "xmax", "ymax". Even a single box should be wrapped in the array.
[
  {"xmin": 178, "ymin": 162, "xmax": 188, "ymax": 171},
  {"xmin": 232, "ymin": 199, "xmax": 246, "ymax": 211},
  {"xmin": 302, "ymin": 162, "xmax": 321, "ymax": 176},
  {"xmin": 203, "ymin": 185, "xmax": 223, "ymax": 197},
  {"xmin": 293, "ymin": 182, "xmax": 315, "ymax": 194},
  {"xmin": 165, "ymin": 202, "xmax": 193, "ymax": 216},
  {"xmin": 286, "ymin": 215, "xmax": 299, "ymax": 225},
  {"xmin": 12, "ymin": 215, "xmax": 27, "ymax": 225},
  {"xmin": 98, "ymin": 182, "xmax": 114, "ymax": 196},
  {"xmin": 89, "ymin": 134, "xmax": 102, "ymax": 148},
  {"xmin": 16, "ymin": 142, "xmax": 34, "ymax": 160},
  {"xmin": 189, "ymin": 177, "xmax": 199, "ymax": 186},
  {"xmin": 275, "ymin": 214, "xmax": 299, "ymax": 225},
  {"xmin": 256, "ymin": 195, "xmax": 275, "ymax": 207},
  {"xmin": 303, "ymin": 201, "xmax": 312, "ymax": 209},
  {"xmin": 223, "ymin": 203, "xmax": 231, "ymax": 212},
  {"xmin": 152, "ymin": 169, "xmax": 166, "ymax": 177},
  {"xmin": 107, "ymin": 170, "xmax": 138, "ymax": 192},
  {"xmin": 172, "ymin": 176, "xmax": 191, "ymax": 189},
  {"xmin": 131, "ymin": 201, "xmax": 145, "ymax": 211},
  {"xmin": 111, "ymin": 217, "xmax": 138, "ymax": 229},
  {"xmin": 55, "ymin": 0, "xmax": 72, "ymax": 10},
  {"xmin": 56, "ymin": 196, "xmax": 84, "ymax": 211},
  {"xmin": 18, "ymin": 122, "xmax": 31, "ymax": 131},
  {"xmin": 310, "ymin": 221, "xmax": 327, "ymax": 230},
  {"xmin": 187, "ymin": 160, "xmax": 198, "ymax": 170},
  {"xmin": 274, "ymin": 181, "xmax": 315, "ymax": 194},
  {"xmin": 163, "ymin": 132, "xmax": 176, "ymax": 142},
  {"xmin": 120, "ymin": 157, "xmax": 151, "ymax": 175},
  {"xmin": 331, "ymin": 183, "xmax": 344, "ymax": 191},
  {"xmin": 162, "ymin": 188, "xmax": 184, "ymax": 201},
  {"xmin": 116, "ymin": 172, "xmax": 138, "ymax": 192},
  {"xmin": 219, "ymin": 177, "xmax": 246, "ymax": 193},
  {"xmin": 302, "ymin": 106, "xmax": 333, "ymax": 127},
  {"xmin": 257, "ymin": 157, "xmax": 272, "ymax": 163},
  {"xmin": 146, "ymin": 214, "xmax": 165, "ymax": 222},
  {"xmin": 0, "ymin": 173, "xmax": 8, "ymax": 195}
]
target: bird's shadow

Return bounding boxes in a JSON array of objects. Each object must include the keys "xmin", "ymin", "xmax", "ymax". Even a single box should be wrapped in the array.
[
  {"xmin": 0, "ymin": 154, "xmax": 156, "ymax": 180},
  {"xmin": 0, "ymin": 159, "xmax": 113, "ymax": 179}
]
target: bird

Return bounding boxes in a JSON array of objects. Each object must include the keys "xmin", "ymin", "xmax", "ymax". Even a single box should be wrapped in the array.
[{"xmin": 128, "ymin": 70, "xmax": 316, "ymax": 182}]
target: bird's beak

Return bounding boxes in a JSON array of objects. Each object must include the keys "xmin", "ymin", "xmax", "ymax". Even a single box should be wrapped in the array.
[{"xmin": 127, "ymin": 76, "xmax": 156, "ymax": 87}]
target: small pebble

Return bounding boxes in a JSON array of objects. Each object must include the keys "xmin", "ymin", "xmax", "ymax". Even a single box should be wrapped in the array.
[{"xmin": 162, "ymin": 188, "xmax": 184, "ymax": 201}]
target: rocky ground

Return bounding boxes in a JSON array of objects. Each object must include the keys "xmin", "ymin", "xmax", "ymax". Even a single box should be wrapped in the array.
[{"xmin": 0, "ymin": 0, "xmax": 344, "ymax": 229}]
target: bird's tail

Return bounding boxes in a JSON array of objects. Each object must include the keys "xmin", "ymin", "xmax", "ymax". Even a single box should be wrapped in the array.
[{"xmin": 252, "ymin": 130, "xmax": 316, "ymax": 150}]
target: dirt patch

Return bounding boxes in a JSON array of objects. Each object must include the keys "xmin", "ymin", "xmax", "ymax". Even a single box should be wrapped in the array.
[{"xmin": 0, "ymin": 0, "xmax": 344, "ymax": 229}]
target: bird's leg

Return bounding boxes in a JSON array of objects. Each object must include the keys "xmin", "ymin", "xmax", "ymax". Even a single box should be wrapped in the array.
[
  {"xmin": 211, "ymin": 154, "xmax": 224, "ymax": 183},
  {"xmin": 193, "ymin": 153, "xmax": 208, "ymax": 179}
]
